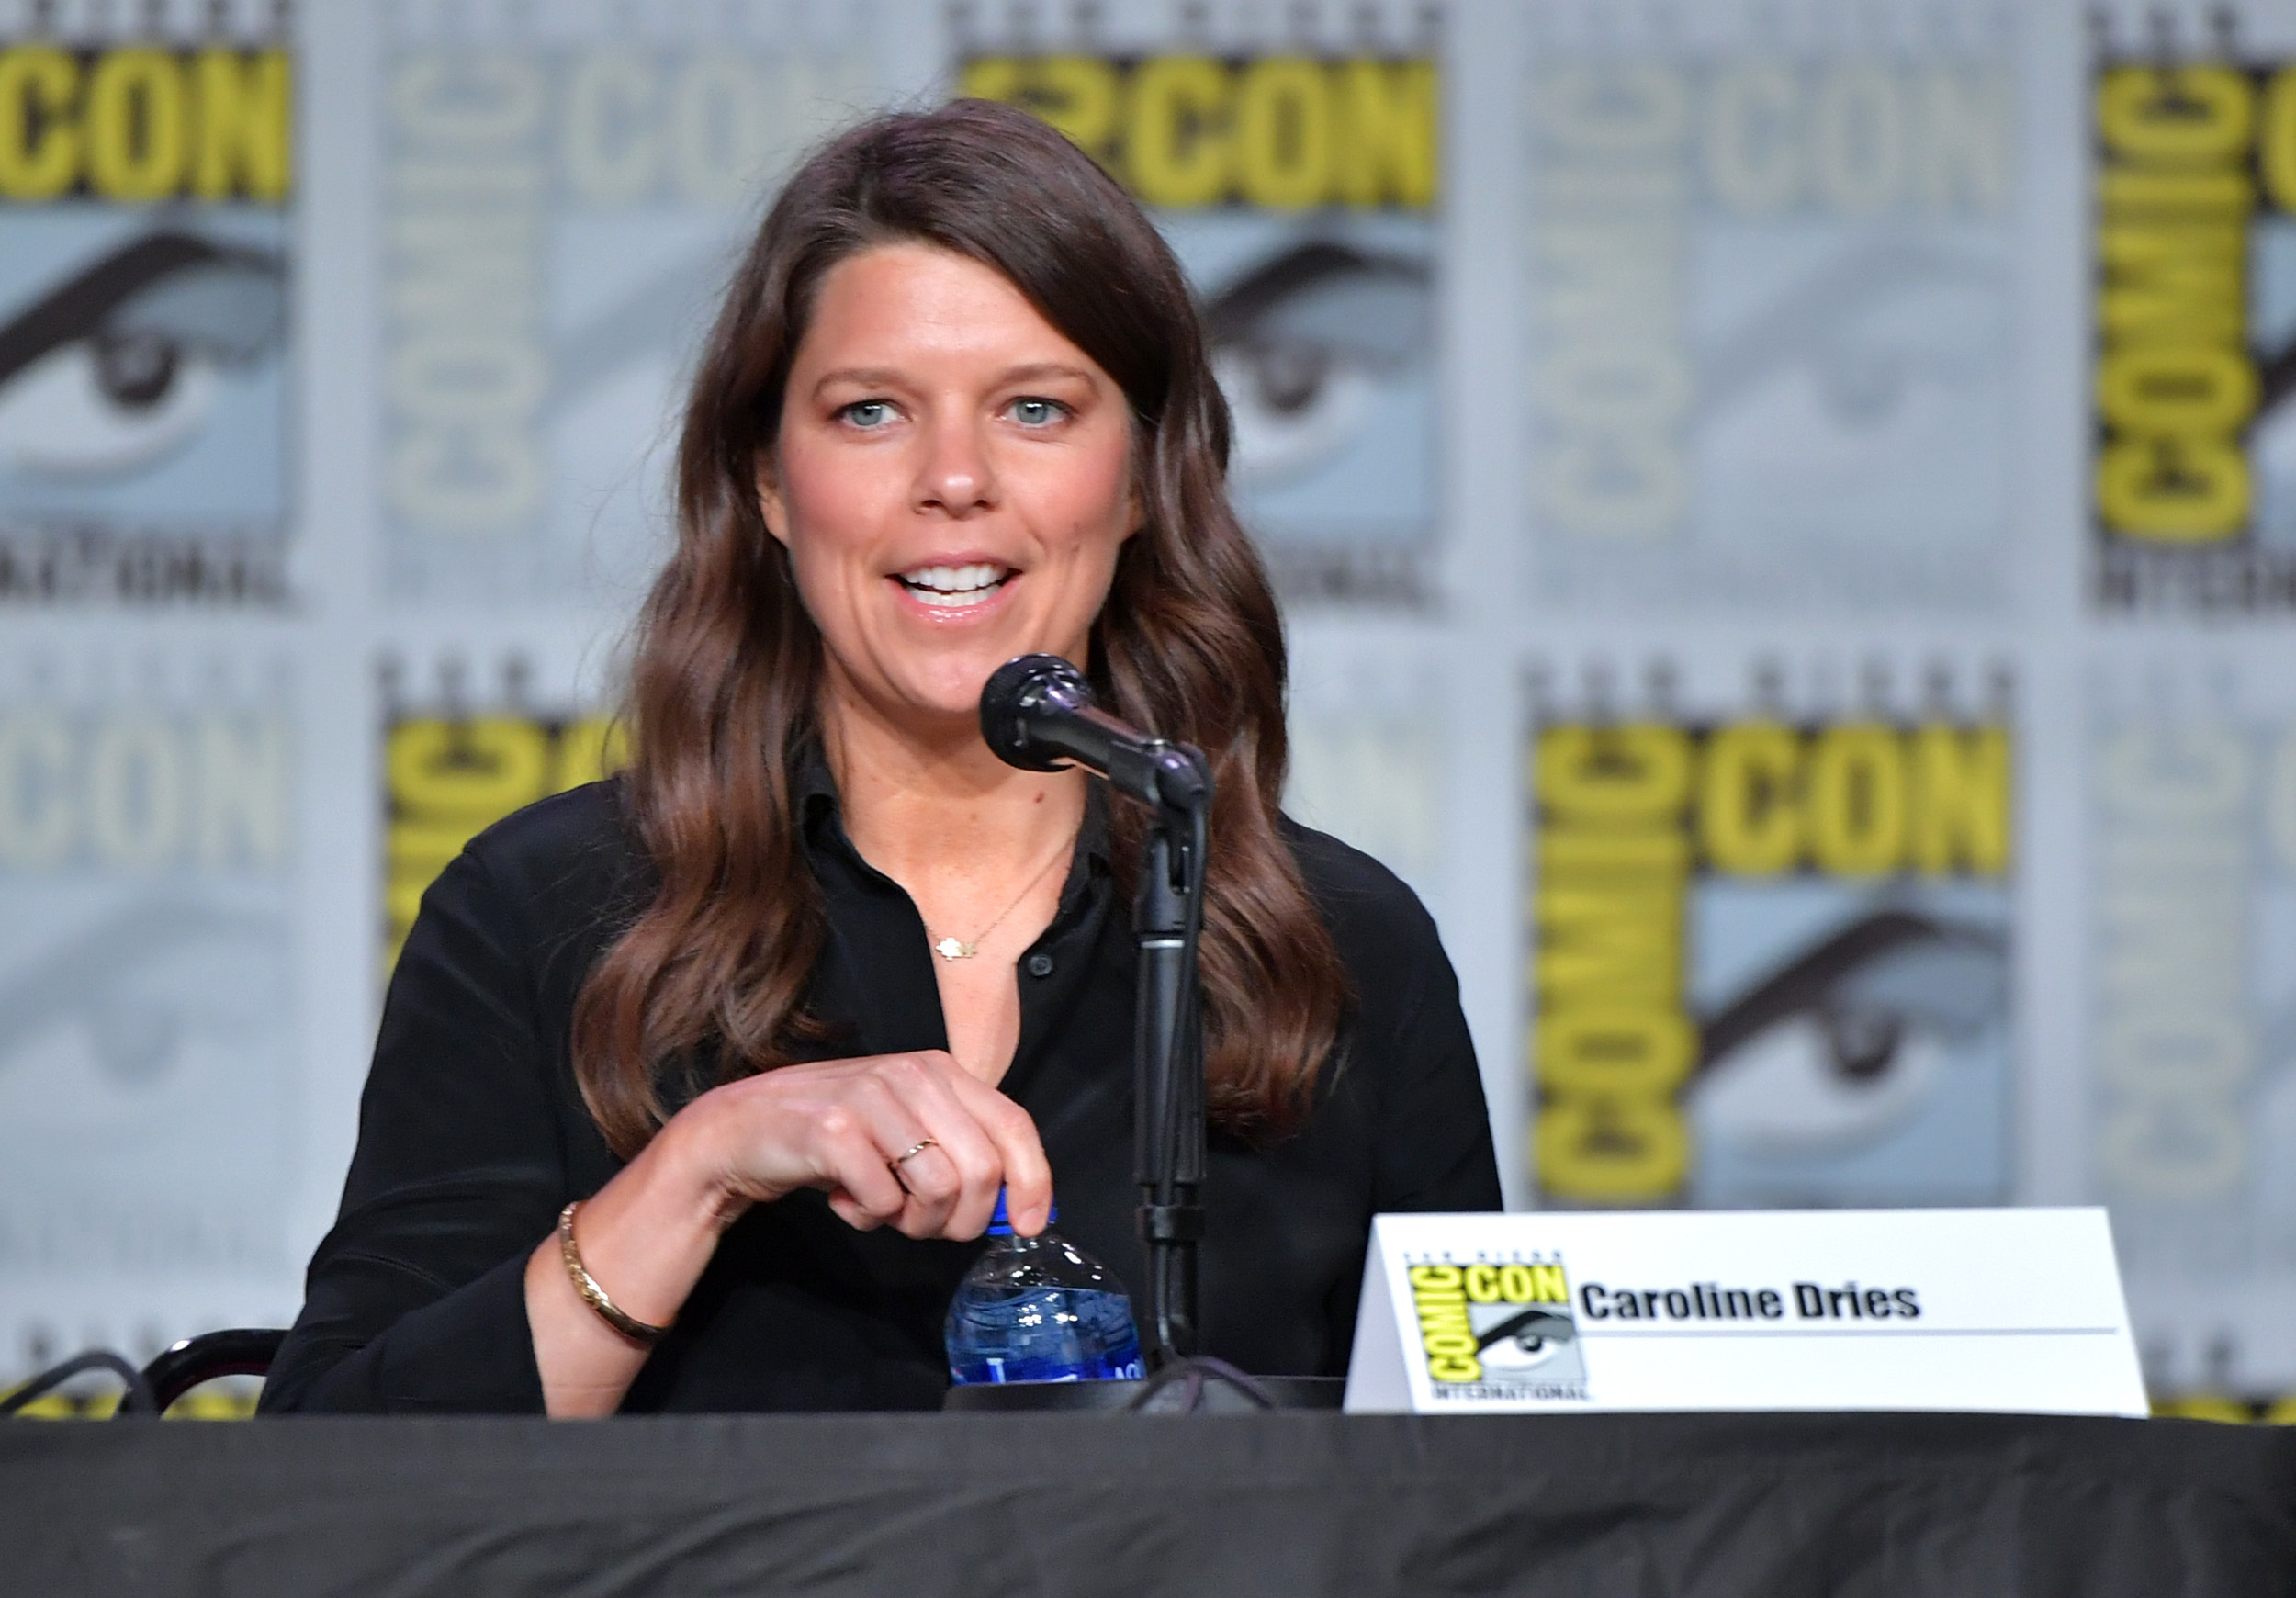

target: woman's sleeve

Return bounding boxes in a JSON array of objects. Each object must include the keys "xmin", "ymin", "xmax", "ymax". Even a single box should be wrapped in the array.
[
  {"xmin": 1367, "ymin": 887, "xmax": 1504, "ymax": 1216},
  {"xmin": 260, "ymin": 842, "xmax": 567, "ymax": 1413}
]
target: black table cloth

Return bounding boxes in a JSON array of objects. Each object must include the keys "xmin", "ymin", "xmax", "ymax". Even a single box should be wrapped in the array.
[{"xmin": 6, "ymin": 1410, "xmax": 2292, "ymax": 1595}]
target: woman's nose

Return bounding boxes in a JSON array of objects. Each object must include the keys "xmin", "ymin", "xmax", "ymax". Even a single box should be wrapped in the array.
[{"xmin": 914, "ymin": 415, "xmax": 996, "ymax": 518}]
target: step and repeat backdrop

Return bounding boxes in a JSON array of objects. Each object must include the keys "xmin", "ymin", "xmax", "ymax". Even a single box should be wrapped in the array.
[{"xmin": 1, "ymin": 0, "xmax": 2291, "ymax": 1418}]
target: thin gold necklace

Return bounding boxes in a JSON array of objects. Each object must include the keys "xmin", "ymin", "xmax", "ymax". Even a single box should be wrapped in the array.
[{"xmin": 929, "ymin": 833, "xmax": 1075, "ymax": 962}]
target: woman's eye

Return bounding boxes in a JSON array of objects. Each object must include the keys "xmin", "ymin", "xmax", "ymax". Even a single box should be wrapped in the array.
[
  {"xmin": 1007, "ymin": 398, "xmax": 1066, "ymax": 427},
  {"xmin": 840, "ymin": 400, "xmax": 895, "ymax": 428}
]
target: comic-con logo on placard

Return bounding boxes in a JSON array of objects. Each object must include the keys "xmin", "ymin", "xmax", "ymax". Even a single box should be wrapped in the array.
[
  {"xmin": 0, "ymin": 37, "xmax": 291, "ymax": 604},
  {"xmin": 1409, "ymin": 1255, "xmax": 1589, "ymax": 1402}
]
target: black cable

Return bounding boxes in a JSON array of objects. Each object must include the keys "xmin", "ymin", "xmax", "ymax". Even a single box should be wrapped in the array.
[
  {"xmin": 1126, "ymin": 1356, "xmax": 1277, "ymax": 1413},
  {"xmin": 0, "ymin": 1349, "xmax": 160, "ymax": 1418}
]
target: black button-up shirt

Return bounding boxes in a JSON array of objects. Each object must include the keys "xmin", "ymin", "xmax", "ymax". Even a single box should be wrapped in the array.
[{"xmin": 264, "ymin": 763, "xmax": 1500, "ymax": 1413}]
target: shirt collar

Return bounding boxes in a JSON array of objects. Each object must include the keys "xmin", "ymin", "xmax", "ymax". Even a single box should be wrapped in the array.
[{"xmin": 793, "ymin": 735, "xmax": 840, "ymax": 826}]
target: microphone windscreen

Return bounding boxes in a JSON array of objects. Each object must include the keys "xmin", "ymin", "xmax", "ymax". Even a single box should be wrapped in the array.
[{"xmin": 979, "ymin": 654, "xmax": 1091, "ymax": 771}]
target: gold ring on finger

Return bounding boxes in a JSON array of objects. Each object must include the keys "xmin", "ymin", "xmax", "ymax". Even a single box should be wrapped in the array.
[{"xmin": 887, "ymin": 1138, "xmax": 936, "ymax": 1193}]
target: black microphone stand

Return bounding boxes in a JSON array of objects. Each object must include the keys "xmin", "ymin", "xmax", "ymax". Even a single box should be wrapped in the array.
[{"xmin": 1129, "ymin": 748, "xmax": 1213, "ymax": 1367}]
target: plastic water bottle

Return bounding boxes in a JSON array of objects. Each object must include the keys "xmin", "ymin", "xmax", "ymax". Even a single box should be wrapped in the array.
[{"xmin": 945, "ymin": 1190, "xmax": 1145, "ymax": 1385}]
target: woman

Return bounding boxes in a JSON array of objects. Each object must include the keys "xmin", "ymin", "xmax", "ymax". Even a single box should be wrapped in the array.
[{"xmin": 264, "ymin": 102, "xmax": 1498, "ymax": 1417}]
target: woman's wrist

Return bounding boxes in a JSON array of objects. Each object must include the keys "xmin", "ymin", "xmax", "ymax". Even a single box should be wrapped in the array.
[
  {"xmin": 644, "ymin": 1088, "xmax": 763, "ymax": 1238},
  {"xmin": 546, "ymin": 1098, "xmax": 753, "ymax": 1338}
]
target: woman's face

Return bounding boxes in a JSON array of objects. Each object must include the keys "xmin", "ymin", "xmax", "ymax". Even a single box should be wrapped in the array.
[{"xmin": 761, "ymin": 242, "xmax": 1141, "ymax": 734}]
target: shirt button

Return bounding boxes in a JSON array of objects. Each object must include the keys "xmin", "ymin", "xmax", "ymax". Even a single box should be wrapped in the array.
[{"xmin": 1026, "ymin": 953, "xmax": 1055, "ymax": 978}]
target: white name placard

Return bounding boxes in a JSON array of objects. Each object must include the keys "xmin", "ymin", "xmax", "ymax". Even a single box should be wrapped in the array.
[{"xmin": 1344, "ymin": 1209, "xmax": 2146, "ymax": 1416}]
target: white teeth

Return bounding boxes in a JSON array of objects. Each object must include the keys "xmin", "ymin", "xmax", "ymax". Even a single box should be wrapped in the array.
[
  {"xmin": 903, "ymin": 563, "xmax": 1004, "ymax": 591},
  {"xmin": 910, "ymin": 586, "xmax": 997, "ymax": 608},
  {"xmin": 899, "ymin": 563, "xmax": 1008, "ymax": 606}
]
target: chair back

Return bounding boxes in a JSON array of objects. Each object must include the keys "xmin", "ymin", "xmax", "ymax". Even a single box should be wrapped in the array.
[{"xmin": 140, "ymin": 1328, "xmax": 286, "ymax": 1414}]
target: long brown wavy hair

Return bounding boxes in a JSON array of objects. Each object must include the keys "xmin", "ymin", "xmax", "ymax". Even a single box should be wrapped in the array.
[{"xmin": 571, "ymin": 100, "xmax": 1351, "ymax": 1159}]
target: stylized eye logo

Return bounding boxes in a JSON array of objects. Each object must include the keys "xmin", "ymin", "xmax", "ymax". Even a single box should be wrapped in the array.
[
  {"xmin": 1695, "ymin": 240, "xmax": 2000, "ymax": 433},
  {"xmin": 1475, "ymin": 1308, "xmax": 1578, "ymax": 1370},
  {"xmin": 0, "ymin": 898, "xmax": 286, "ymax": 1090},
  {"xmin": 0, "ymin": 230, "xmax": 286, "ymax": 480},
  {"xmin": 1689, "ymin": 907, "xmax": 2009, "ymax": 1158},
  {"xmin": 1201, "ymin": 238, "xmax": 1429, "ymax": 489}
]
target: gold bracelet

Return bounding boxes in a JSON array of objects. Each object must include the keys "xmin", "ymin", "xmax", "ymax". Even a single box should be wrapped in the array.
[{"xmin": 557, "ymin": 1200, "xmax": 672, "ymax": 1345}]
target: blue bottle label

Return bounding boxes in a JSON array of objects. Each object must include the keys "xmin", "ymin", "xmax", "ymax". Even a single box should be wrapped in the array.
[{"xmin": 946, "ymin": 1285, "xmax": 1144, "ymax": 1385}]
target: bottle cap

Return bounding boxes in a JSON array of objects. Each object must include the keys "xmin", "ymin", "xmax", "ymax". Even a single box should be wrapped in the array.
[{"xmin": 986, "ymin": 1187, "xmax": 1056, "ymax": 1236}]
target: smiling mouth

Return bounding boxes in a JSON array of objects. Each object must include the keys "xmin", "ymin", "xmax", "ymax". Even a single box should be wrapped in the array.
[{"xmin": 897, "ymin": 562, "xmax": 1012, "ymax": 608}]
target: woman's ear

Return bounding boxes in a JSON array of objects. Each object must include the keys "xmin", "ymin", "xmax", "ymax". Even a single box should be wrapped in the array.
[{"xmin": 755, "ymin": 452, "xmax": 791, "ymax": 547}]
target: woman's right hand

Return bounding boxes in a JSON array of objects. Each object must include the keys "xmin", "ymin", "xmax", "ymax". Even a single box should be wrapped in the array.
[
  {"xmin": 678, "ymin": 1049, "xmax": 1053, "ymax": 1241},
  {"xmin": 526, "ymin": 1050, "xmax": 1048, "ymax": 1415}
]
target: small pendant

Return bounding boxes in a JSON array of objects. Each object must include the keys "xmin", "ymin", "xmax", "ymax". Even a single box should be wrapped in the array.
[{"xmin": 934, "ymin": 937, "xmax": 975, "ymax": 962}]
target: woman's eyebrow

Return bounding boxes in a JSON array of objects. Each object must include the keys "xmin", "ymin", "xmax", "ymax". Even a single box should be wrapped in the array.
[
  {"xmin": 997, "ymin": 362, "xmax": 1097, "ymax": 386},
  {"xmin": 811, "ymin": 361, "xmax": 1099, "ymax": 397},
  {"xmin": 810, "ymin": 366, "xmax": 906, "ymax": 394}
]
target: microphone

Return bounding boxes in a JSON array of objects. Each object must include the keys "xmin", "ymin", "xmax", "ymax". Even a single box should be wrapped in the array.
[{"xmin": 979, "ymin": 655, "xmax": 1210, "ymax": 815}]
